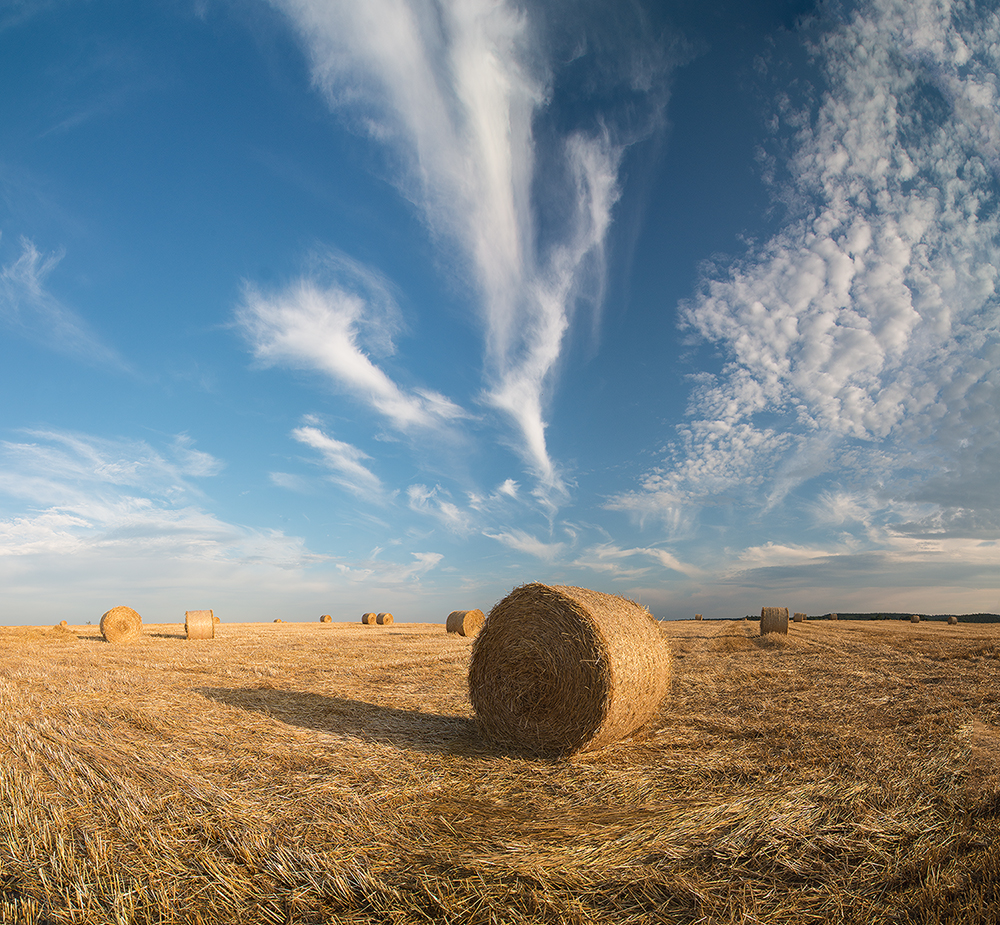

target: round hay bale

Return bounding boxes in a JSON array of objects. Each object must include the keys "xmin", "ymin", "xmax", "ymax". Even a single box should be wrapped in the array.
[
  {"xmin": 362, "ymin": 612, "xmax": 377, "ymax": 625},
  {"xmin": 793, "ymin": 612, "xmax": 807, "ymax": 623},
  {"xmin": 760, "ymin": 606, "xmax": 789, "ymax": 635},
  {"xmin": 910, "ymin": 614, "xmax": 920, "ymax": 623},
  {"xmin": 213, "ymin": 614, "xmax": 220, "ymax": 624},
  {"xmin": 99, "ymin": 606, "xmax": 142, "ymax": 644},
  {"xmin": 446, "ymin": 609, "xmax": 485, "ymax": 636},
  {"xmin": 59, "ymin": 620, "xmax": 68, "ymax": 628},
  {"xmin": 273, "ymin": 618, "xmax": 283, "ymax": 623},
  {"xmin": 949, "ymin": 615, "xmax": 959, "ymax": 625},
  {"xmin": 830, "ymin": 613, "xmax": 838, "ymax": 621},
  {"xmin": 468, "ymin": 583, "xmax": 671, "ymax": 757},
  {"xmin": 320, "ymin": 614, "xmax": 332, "ymax": 623},
  {"xmin": 376, "ymin": 612, "xmax": 393, "ymax": 625},
  {"xmin": 184, "ymin": 610, "xmax": 214, "ymax": 640},
  {"xmin": 694, "ymin": 613, "xmax": 703, "ymax": 621}
]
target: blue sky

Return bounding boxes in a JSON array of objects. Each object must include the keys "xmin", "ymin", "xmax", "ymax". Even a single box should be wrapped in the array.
[{"xmin": 2, "ymin": 0, "xmax": 998, "ymax": 625}]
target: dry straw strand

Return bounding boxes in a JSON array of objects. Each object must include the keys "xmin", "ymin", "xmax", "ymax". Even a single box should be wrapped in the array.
[
  {"xmin": 362, "ymin": 612, "xmax": 377, "ymax": 625},
  {"xmin": 184, "ymin": 610, "xmax": 214, "ymax": 641},
  {"xmin": 760, "ymin": 607, "xmax": 789, "ymax": 635},
  {"xmin": 376, "ymin": 612, "xmax": 394, "ymax": 625},
  {"xmin": 468, "ymin": 582, "xmax": 671, "ymax": 757},
  {"xmin": 99, "ymin": 606, "xmax": 142, "ymax": 644},
  {"xmin": 320, "ymin": 614, "xmax": 332, "ymax": 623},
  {"xmin": 446, "ymin": 609, "xmax": 485, "ymax": 636},
  {"xmin": 793, "ymin": 612, "xmax": 807, "ymax": 623}
]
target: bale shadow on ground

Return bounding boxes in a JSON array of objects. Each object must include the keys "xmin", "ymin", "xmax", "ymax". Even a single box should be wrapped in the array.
[{"xmin": 196, "ymin": 686, "xmax": 487, "ymax": 756}]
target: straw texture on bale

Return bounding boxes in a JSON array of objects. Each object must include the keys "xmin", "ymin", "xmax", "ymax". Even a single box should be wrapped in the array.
[
  {"xmin": 99, "ymin": 606, "xmax": 142, "ymax": 644},
  {"xmin": 694, "ymin": 613, "xmax": 703, "ymax": 621},
  {"xmin": 446, "ymin": 609, "xmax": 485, "ymax": 636},
  {"xmin": 760, "ymin": 607, "xmax": 789, "ymax": 635},
  {"xmin": 376, "ymin": 612, "xmax": 393, "ymax": 625},
  {"xmin": 911, "ymin": 614, "xmax": 920, "ymax": 623},
  {"xmin": 184, "ymin": 610, "xmax": 214, "ymax": 640},
  {"xmin": 362, "ymin": 612, "xmax": 377, "ymax": 625},
  {"xmin": 320, "ymin": 614, "xmax": 332, "ymax": 623},
  {"xmin": 949, "ymin": 615, "xmax": 959, "ymax": 625},
  {"xmin": 468, "ymin": 583, "xmax": 671, "ymax": 757},
  {"xmin": 793, "ymin": 612, "xmax": 807, "ymax": 623}
]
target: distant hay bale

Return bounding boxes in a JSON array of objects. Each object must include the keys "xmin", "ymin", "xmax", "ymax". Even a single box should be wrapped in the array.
[
  {"xmin": 694, "ymin": 613, "xmax": 703, "ymax": 621},
  {"xmin": 213, "ymin": 614, "xmax": 220, "ymax": 624},
  {"xmin": 184, "ymin": 610, "xmax": 214, "ymax": 640},
  {"xmin": 760, "ymin": 607, "xmax": 789, "ymax": 635},
  {"xmin": 949, "ymin": 615, "xmax": 959, "ymax": 625},
  {"xmin": 273, "ymin": 618, "xmax": 283, "ymax": 623},
  {"xmin": 793, "ymin": 612, "xmax": 807, "ymax": 623},
  {"xmin": 910, "ymin": 614, "xmax": 920, "ymax": 623},
  {"xmin": 447, "ymin": 609, "xmax": 485, "ymax": 636},
  {"xmin": 376, "ymin": 612, "xmax": 393, "ymax": 625},
  {"xmin": 830, "ymin": 613, "xmax": 838, "ymax": 620},
  {"xmin": 99, "ymin": 606, "xmax": 142, "ymax": 644},
  {"xmin": 320, "ymin": 614, "xmax": 332, "ymax": 623},
  {"xmin": 362, "ymin": 612, "xmax": 377, "ymax": 625},
  {"xmin": 59, "ymin": 620, "xmax": 68, "ymax": 628},
  {"xmin": 468, "ymin": 582, "xmax": 671, "ymax": 757}
]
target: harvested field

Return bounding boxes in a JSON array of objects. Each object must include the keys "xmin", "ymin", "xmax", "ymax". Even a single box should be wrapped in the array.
[{"xmin": 2, "ymin": 618, "xmax": 1000, "ymax": 924}]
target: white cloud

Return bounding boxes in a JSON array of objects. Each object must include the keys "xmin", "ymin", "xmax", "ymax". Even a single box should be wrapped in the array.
[
  {"xmin": 265, "ymin": 0, "xmax": 665, "ymax": 508},
  {"xmin": 290, "ymin": 425, "xmax": 390, "ymax": 504},
  {"xmin": 406, "ymin": 483, "xmax": 474, "ymax": 535},
  {"xmin": 483, "ymin": 527, "xmax": 565, "ymax": 561},
  {"xmin": 613, "ymin": 0, "xmax": 1000, "ymax": 550},
  {"xmin": 334, "ymin": 549, "xmax": 443, "ymax": 584},
  {"xmin": 236, "ymin": 264, "xmax": 466, "ymax": 434},
  {"xmin": 0, "ymin": 236, "xmax": 125, "ymax": 368}
]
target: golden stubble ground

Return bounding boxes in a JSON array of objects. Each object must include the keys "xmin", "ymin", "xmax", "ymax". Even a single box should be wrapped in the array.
[{"xmin": 1, "ymin": 618, "xmax": 999, "ymax": 924}]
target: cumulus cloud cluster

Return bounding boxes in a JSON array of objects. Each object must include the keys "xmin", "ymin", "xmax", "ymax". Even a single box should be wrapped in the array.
[{"xmin": 613, "ymin": 0, "xmax": 1000, "ymax": 563}]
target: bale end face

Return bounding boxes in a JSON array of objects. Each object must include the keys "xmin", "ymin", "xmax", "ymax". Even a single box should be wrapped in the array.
[
  {"xmin": 376, "ymin": 612, "xmax": 393, "ymax": 625},
  {"xmin": 99, "ymin": 606, "xmax": 142, "ymax": 644},
  {"xmin": 468, "ymin": 583, "xmax": 671, "ymax": 757},
  {"xmin": 320, "ymin": 614, "xmax": 332, "ymax": 623},
  {"xmin": 446, "ymin": 609, "xmax": 485, "ymax": 636},
  {"xmin": 760, "ymin": 606, "xmax": 789, "ymax": 635},
  {"xmin": 184, "ymin": 610, "xmax": 214, "ymax": 640}
]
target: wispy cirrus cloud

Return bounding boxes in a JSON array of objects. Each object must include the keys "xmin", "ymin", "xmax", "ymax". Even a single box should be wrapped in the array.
[
  {"xmin": 236, "ymin": 252, "xmax": 466, "ymax": 435},
  {"xmin": 264, "ymin": 0, "xmax": 672, "ymax": 508},
  {"xmin": 612, "ymin": 0, "xmax": 1000, "ymax": 555},
  {"xmin": 290, "ymin": 424, "xmax": 390, "ymax": 504},
  {"xmin": 0, "ymin": 236, "xmax": 126, "ymax": 369}
]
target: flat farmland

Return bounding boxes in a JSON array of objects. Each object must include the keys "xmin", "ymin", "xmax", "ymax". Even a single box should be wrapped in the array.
[{"xmin": 2, "ymin": 618, "xmax": 999, "ymax": 924}]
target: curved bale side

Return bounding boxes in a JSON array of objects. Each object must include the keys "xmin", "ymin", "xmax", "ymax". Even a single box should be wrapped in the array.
[
  {"xmin": 320, "ymin": 614, "xmax": 332, "ymax": 623},
  {"xmin": 446, "ymin": 609, "xmax": 485, "ymax": 636},
  {"xmin": 793, "ymin": 612, "xmax": 807, "ymax": 623},
  {"xmin": 468, "ymin": 583, "xmax": 671, "ymax": 757},
  {"xmin": 376, "ymin": 612, "xmax": 394, "ymax": 625},
  {"xmin": 760, "ymin": 607, "xmax": 789, "ymax": 635},
  {"xmin": 185, "ymin": 610, "xmax": 214, "ymax": 640},
  {"xmin": 100, "ymin": 606, "xmax": 142, "ymax": 644}
]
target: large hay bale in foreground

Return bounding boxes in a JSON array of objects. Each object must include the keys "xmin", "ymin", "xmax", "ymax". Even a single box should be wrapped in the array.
[
  {"xmin": 468, "ymin": 583, "xmax": 671, "ymax": 757},
  {"xmin": 320, "ymin": 614, "xmax": 332, "ymax": 623},
  {"xmin": 760, "ymin": 607, "xmax": 789, "ymax": 635},
  {"xmin": 949, "ymin": 615, "xmax": 959, "ymax": 625},
  {"xmin": 376, "ymin": 612, "xmax": 393, "ymax": 625},
  {"xmin": 793, "ymin": 612, "xmax": 807, "ymax": 623},
  {"xmin": 447, "ymin": 609, "xmax": 484, "ymax": 636},
  {"xmin": 185, "ymin": 610, "xmax": 214, "ymax": 640},
  {"xmin": 361, "ymin": 612, "xmax": 377, "ymax": 625},
  {"xmin": 100, "ymin": 606, "xmax": 142, "ymax": 644}
]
